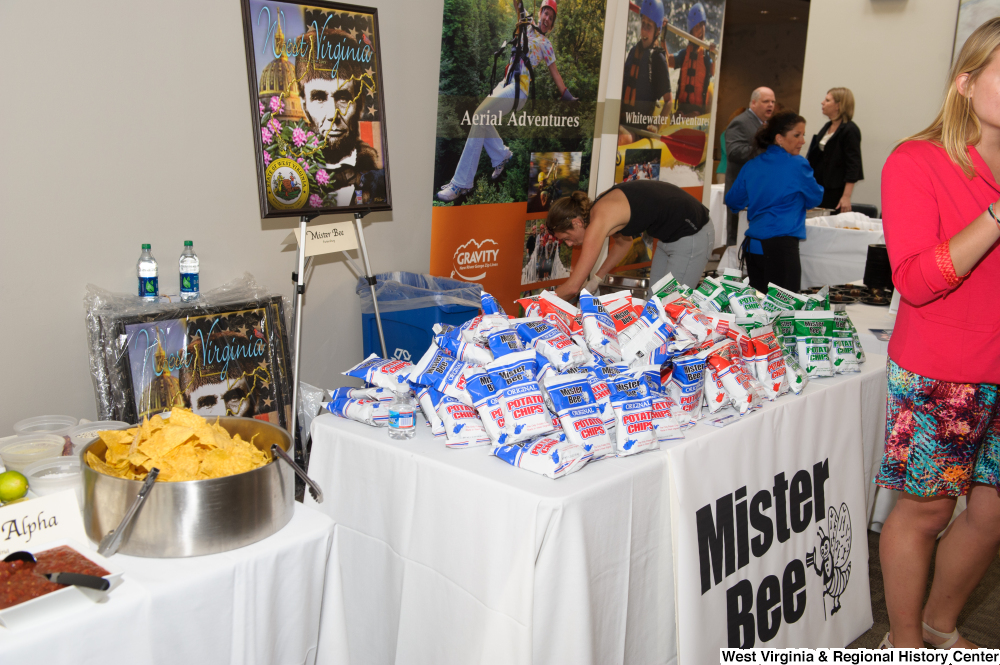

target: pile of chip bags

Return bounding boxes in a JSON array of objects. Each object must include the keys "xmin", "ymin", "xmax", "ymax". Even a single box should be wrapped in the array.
[{"xmin": 326, "ymin": 275, "xmax": 866, "ymax": 479}]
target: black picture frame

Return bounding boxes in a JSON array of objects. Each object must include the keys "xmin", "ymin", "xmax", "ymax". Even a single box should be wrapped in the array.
[
  {"xmin": 106, "ymin": 297, "xmax": 293, "ymax": 430},
  {"xmin": 240, "ymin": 0, "xmax": 392, "ymax": 217}
]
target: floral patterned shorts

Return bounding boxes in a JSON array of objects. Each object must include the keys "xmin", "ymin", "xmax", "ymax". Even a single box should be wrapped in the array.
[{"xmin": 875, "ymin": 359, "xmax": 1000, "ymax": 497}]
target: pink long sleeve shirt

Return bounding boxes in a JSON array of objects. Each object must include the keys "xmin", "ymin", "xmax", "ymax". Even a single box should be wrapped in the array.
[{"xmin": 881, "ymin": 140, "xmax": 1000, "ymax": 383}]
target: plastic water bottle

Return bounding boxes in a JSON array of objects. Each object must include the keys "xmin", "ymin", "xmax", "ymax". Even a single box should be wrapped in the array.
[
  {"xmin": 387, "ymin": 391, "xmax": 416, "ymax": 440},
  {"xmin": 179, "ymin": 240, "xmax": 200, "ymax": 302},
  {"xmin": 137, "ymin": 244, "xmax": 158, "ymax": 300}
]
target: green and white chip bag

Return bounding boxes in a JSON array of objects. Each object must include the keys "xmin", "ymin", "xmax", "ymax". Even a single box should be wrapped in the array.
[
  {"xmin": 831, "ymin": 329, "xmax": 861, "ymax": 373},
  {"xmin": 773, "ymin": 312, "xmax": 797, "ymax": 356},
  {"xmin": 783, "ymin": 350, "xmax": 810, "ymax": 394},
  {"xmin": 692, "ymin": 277, "xmax": 731, "ymax": 313},
  {"xmin": 728, "ymin": 285, "xmax": 763, "ymax": 318},
  {"xmin": 766, "ymin": 284, "xmax": 810, "ymax": 312},
  {"xmin": 792, "ymin": 311, "xmax": 836, "ymax": 377},
  {"xmin": 720, "ymin": 268, "xmax": 745, "ymax": 283},
  {"xmin": 804, "ymin": 286, "xmax": 830, "ymax": 311},
  {"xmin": 834, "ymin": 306, "xmax": 866, "ymax": 363},
  {"xmin": 651, "ymin": 272, "xmax": 681, "ymax": 300}
]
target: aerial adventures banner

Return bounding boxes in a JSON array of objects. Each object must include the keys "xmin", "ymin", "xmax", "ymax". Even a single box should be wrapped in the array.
[{"xmin": 428, "ymin": 0, "xmax": 612, "ymax": 308}]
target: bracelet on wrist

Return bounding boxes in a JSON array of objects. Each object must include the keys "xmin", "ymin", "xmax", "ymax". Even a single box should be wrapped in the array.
[{"xmin": 988, "ymin": 202, "xmax": 1000, "ymax": 230}]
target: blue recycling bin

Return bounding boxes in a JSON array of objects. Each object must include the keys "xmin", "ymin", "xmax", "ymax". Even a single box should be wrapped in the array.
[{"xmin": 357, "ymin": 272, "xmax": 481, "ymax": 364}]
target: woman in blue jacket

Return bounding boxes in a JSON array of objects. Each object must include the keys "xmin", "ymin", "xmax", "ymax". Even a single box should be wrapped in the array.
[{"xmin": 725, "ymin": 110, "xmax": 824, "ymax": 292}]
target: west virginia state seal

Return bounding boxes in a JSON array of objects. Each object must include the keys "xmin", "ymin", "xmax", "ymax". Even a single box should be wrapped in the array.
[{"xmin": 266, "ymin": 158, "xmax": 310, "ymax": 210}]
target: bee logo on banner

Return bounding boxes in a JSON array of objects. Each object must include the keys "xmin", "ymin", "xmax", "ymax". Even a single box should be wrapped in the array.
[{"xmin": 240, "ymin": 0, "xmax": 392, "ymax": 217}]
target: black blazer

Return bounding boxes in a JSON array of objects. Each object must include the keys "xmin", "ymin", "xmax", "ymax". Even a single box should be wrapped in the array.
[{"xmin": 806, "ymin": 120, "xmax": 863, "ymax": 190}]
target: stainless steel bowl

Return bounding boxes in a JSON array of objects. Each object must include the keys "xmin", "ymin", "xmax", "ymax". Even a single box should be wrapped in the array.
[
  {"xmin": 598, "ymin": 273, "xmax": 650, "ymax": 299},
  {"xmin": 81, "ymin": 417, "xmax": 294, "ymax": 558}
]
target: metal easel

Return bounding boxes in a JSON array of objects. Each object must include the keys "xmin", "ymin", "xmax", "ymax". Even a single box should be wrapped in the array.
[{"xmin": 289, "ymin": 211, "xmax": 388, "ymax": 460}]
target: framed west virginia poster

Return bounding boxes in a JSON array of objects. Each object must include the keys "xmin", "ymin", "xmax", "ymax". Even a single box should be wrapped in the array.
[{"xmin": 240, "ymin": 0, "xmax": 392, "ymax": 217}]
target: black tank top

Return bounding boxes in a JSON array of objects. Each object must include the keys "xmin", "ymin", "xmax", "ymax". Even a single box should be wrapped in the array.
[{"xmin": 595, "ymin": 180, "xmax": 710, "ymax": 244}]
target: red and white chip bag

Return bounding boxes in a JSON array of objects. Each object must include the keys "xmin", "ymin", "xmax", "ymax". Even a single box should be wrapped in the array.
[
  {"xmin": 750, "ymin": 325, "xmax": 788, "ymax": 400},
  {"xmin": 648, "ymin": 390, "xmax": 684, "ymax": 442},
  {"xmin": 662, "ymin": 293, "xmax": 712, "ymax": 342},
  {"xmin": 705, "ymin": 341, "xmax": 763, "ymax": 416}
]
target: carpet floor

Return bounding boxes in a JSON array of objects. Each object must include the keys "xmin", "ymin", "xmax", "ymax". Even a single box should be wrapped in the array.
[{"xmin": 848, "ymin": 530, "xmax": 1000, "ymax": 648}]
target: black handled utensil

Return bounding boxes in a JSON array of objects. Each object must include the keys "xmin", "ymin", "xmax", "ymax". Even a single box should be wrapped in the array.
[
  {"xmin": 272, "ymin": 444, "xmax": 323, "ymax": 503},
  {"xmin": 3, "ymin": 552, "xmax": 111, "ymax": 591}
]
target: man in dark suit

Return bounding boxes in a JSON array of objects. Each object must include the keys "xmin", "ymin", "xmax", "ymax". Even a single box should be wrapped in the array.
[{"xmin": 723, "ymin": 87, "xmax": 775, "ymax": 245}]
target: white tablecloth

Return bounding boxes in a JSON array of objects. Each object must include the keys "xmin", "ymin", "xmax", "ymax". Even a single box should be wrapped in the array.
[
  {"xmin": 306, "ymin": 357, "xmax": 889, "ymax": 665},
  {"xmin": 716, "ymin": 212, "xmax": 884, "ymax": 289},
  {"xmin": 0, "ymin": 504, "xmax": 337, "ymax": 665},
  {"xmin": 708, "ymin": 183, "xmax": 727, "ymax": 248}
]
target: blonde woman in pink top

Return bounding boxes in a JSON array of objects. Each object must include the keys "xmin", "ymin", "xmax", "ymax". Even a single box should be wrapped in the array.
[{"xmin": 877, "ymin": 19, "xmax": 1000, "ymax": 649}]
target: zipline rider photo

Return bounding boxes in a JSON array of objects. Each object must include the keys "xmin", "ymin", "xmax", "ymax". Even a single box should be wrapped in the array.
[{"xmin": 547, "ymin": 180, "xmax": 714, "ymax": 300}]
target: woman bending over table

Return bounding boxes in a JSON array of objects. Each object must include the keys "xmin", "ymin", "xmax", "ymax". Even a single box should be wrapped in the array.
[
  {"xmin": 725, "ymin": 111, "xmax": 824, "ymax": 293},
  {"xmin": 876, "ymin": 17, "xmax": 1000, "ymax": 649}
]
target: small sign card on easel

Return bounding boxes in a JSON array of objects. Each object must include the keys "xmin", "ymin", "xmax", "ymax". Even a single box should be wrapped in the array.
[
  {"xmin": 0, "ymin": 490, "xmax": 90, "ymax": 559},
  {"xmin": 281, "ymin": 221, "xmax": 359, "ymax": 257}
]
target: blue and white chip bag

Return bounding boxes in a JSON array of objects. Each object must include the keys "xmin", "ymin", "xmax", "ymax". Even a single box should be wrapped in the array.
[
  {"xmin": 607, "ymin": 377, "xmax": 658, "ymax": 456},
  {"xmin": 416, "ymin": 386, "xmax": 446, "ymax": 438},
  {"xmin": 487, "ymin": 328, "xmax": 525, "ymax": 358},
  {"xmin": 667, "ymin": 350, "xmax": 708, "ymax": 426},
  {"xmin": 515, "ymin": 319, "xmax": 588, "ymax": 371},
  {"xmin": 408, "ymin": 344, "xmax": 473, "ymax": 406},
  {"xmin": 343, "ymin": 354, "xmax": 413, "ymax": 393},
  {"xmin": 544, "ymin": 374, "xmax": 614, "ymax": 460},
  {"xmin": 328, "ymin": 386, "xmax": 395, "ymax": 402},
  {"xmin": 435, "ymin": 331, "xmax": 493, "ymax": 366},
  {"xmin": 464, "ymin": 366, "xmax": 509, "ymax": 445},
  {"xmin": 579, "ymin": 289, "xmax": 623, "ymax": 363},
  {"xmin": 325, "ymin": 397, "xmax": 389, "ymax": 427},
  {"xmin": 485, "ymin": 350, "xmax": 555, "ymax": 444},
  {"xmin": 490, "ymin": 433, "xmax": 591, "ymax": 479},
  {"xmin": 436, "ymin": 396, "xmax": 492, "ymax": 448}
]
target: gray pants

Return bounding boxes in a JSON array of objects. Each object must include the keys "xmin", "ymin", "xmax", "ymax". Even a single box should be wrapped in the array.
[{"xmin": 650, "ymin": 222, "xmax": 714, "ymax": 290}]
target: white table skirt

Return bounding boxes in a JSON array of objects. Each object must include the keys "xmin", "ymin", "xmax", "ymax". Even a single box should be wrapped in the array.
[
  {"xmin": 307, "ymin": 356, "xmax": 889, "ymax": 665},
  {"xmin": 708, "ymin": 183, "xmax": 727, "ymax": 248},
  {"xmin": 716, "ymin": 212, "xmax": 884, "ymax": 289},
  {"xmin": 0, "ymin": 504, "xmax": 337, "ymax": 665}
]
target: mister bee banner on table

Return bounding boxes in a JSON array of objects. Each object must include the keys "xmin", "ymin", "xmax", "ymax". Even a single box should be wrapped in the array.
[
  {"xmin": 666, "ymin": 383, "xmax": 873, "ymax": 664},
  {"xmin": 429, "ymin": 0, "xmax": 614, "ymax": 309}
]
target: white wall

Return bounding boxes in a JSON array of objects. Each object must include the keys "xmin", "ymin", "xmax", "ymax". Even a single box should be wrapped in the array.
[
  {"xmin": 800, "ymin": 0, "xmax": 959, "ymax": 213},
  {"xmin": 0, "ymin": 0, "xmax": 444, "ymax": 433}
]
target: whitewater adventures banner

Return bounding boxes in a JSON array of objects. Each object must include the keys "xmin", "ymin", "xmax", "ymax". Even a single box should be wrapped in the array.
[
  {"xmin": 429, "ymin": 0, "xmax": 613, "ymax": 309},
  {"xmin": 667, "ymin": 382, "xmax": 873, "ymax": 664},
  {"xmin": 590, "ymin": 0, "xmax": 725, "ymax": 273}
]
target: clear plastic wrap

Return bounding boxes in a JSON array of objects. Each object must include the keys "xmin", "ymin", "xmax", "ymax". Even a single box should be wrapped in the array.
[
  {"xmin": 356, "ymin": 272, "xmax": 482, "ymax": 314},
  {"xmin": 85, "ymin": 273, "xmax": 294, "ymax": 431}
]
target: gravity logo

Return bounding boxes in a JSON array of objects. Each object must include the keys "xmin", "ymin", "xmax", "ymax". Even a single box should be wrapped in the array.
[
  {"xmin": 694, "ymin": 458, "xmax": 854, "ymax": 647},
  {"xmin": 451, "ymin": 238, "xmax": 500, "ymax": 282}
]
